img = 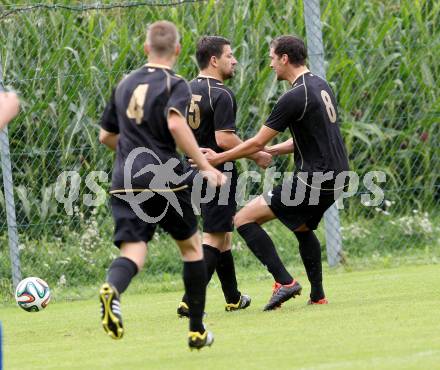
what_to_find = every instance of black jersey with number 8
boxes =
[265,72,349,175]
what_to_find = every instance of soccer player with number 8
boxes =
[200,35,350,310]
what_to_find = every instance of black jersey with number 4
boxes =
[100,63,191,191]
[187,76,237,153]
[265,72,349,176]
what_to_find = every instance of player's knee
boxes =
[134,259,145,271]
[126,254,145,271]
[176,233,204,261]
[120,241,147,271]
[203,232,225,250]
[233,212,248,228]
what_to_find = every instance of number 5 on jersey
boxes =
[188,94,202,129]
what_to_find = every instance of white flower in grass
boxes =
[384,200,392,208]
[58,274,66,287]
[341,223,371,240]
[419,215,433,233]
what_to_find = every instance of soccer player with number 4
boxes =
[200,35,350,310]
[98,21,225,350]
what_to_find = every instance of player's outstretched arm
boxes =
[99,128,119,151]
[214,131,272,169]
[0,92,20,130]
[168,111,226,187]
[264,138,294,156]
[204,125,279,167]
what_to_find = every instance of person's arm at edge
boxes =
[264,138,294,156]
[215,130,272,168]
[207,125,279,167]
[0,92,20,130]
[99,128,119,151]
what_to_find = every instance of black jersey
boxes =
[187,76,237,153]
[265,72,349,176]
[100,63,191,191]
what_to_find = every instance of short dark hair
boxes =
[146,20,179,57]
[196,36,231,70]
[270,36,307,66]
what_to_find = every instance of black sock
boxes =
[106,257,138,294]
[237,223,293,285]
[181,244,219,304]
[183,260,207,333]
[294,231,325,301]
[216,250,241,304]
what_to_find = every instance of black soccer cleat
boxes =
[100,283,124,339]
[225,294,251,312]
[177,301,207,318]
[188,330,214,350]
[177,301,189,318]
[263,280,302,311]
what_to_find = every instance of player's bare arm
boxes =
[203,125,279,167]
[168,111,226,187]
[264,138,294,156]
[99,128,119,151]
[215,130,272,168]
[0,92,20,130]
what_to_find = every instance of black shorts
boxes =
[199,164,238,233]
[110,188,198,247]
[263,176,339,231]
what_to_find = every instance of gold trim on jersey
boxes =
[290,69,310,86]
[207,78,214,111]
[197,74,222,82]
[110,185,188,194]
[168,107,185,119]
[162,68,172,94]
[144,63,172,70]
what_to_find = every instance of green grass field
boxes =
[2,264,440,370]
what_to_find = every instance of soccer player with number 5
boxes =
[200,36,349,310]
[177,36,272,318]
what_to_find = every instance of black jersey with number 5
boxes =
[265,72,349,175]
[100,63,191,191]
[187,76,237,153]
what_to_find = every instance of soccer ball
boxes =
[15,277,51,312]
